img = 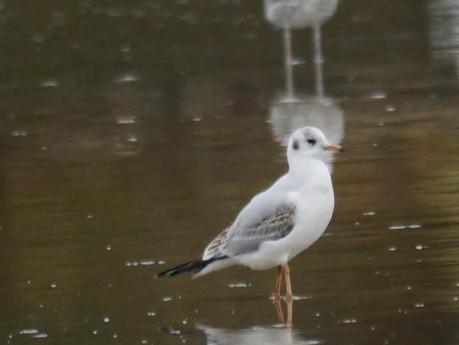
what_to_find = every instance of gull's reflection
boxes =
[198,321,317,345]
[269,97,344,148]
[264,0,339,99]
[428,0,459,78]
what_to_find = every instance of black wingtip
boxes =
[157,259,205,278]
[158,256,229,278]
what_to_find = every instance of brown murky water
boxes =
[1,1,459,344]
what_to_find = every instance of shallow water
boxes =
[1,1,459,344]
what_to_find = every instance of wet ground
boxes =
[1,1,459,344]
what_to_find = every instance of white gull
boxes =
[159,127,342,311]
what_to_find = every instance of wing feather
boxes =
[202,227,230,260]
[202,206,296,260]
[223,206,296,256]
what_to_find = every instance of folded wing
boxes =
[202,206,296,260]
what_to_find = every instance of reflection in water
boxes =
[273,297,293,326]
[428,0,459,78]
[198,322,317,345]
[264,0,339,99]
[268,97,344,149]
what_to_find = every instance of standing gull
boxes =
[159,127,342,310]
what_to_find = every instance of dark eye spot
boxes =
[307,139,316,145]
[292,140,299,150]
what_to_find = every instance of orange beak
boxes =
[324,144,344,153]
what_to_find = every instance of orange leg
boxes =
[282,263,293,301]
[282,263,293,327]
[272,265,283,301]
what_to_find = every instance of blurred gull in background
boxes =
[264,0,339,99]
[428,0,459,80]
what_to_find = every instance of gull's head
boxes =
[287,127,343,166]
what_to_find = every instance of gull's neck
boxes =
[287,156,330,182]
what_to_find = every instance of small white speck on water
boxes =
[389,224,422,230]
[354,222,360,226]
[39,304,44,309]
[315,312,321,317]
[147,311,156,317]
[141,339,148,344]
[114,72,139,83]
[370,91,386,99]
[106,245,112,251]
[87,214,93,219]
[18,329,39,335]
[120,44,131,52]
[388,246,397,252]
[228,282,251,288]
[162,296,172,302]
[50,283,57,289]
[182,319,188,325]
[103,317,110,323]
[33,333,48,338]
[126,135,138,143]
[406,285,413,290]
[371,325,376,331]
[377,122,385,127]
[414,302,425,309]
[455,282,459,288]
[194,309,199,314]
[117,115,136,125]
[41,79,59,88]
[140,260,155,266]
[93,329,99,335]
[454,297,458,301]
[125,260,146,267]
[415,244,425,251]
[305,340,321,345]
[385,105,396,112]
[363,210,376,216]
[11,129,28,137]
[113,333,118,339]
[292,295,312,301]
[342,318,358,324]
[157,260,166,265]
[27,280,32,285]
[168,328,181,335]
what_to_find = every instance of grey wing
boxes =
[202,227,231,260]
[222,206,296,256]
